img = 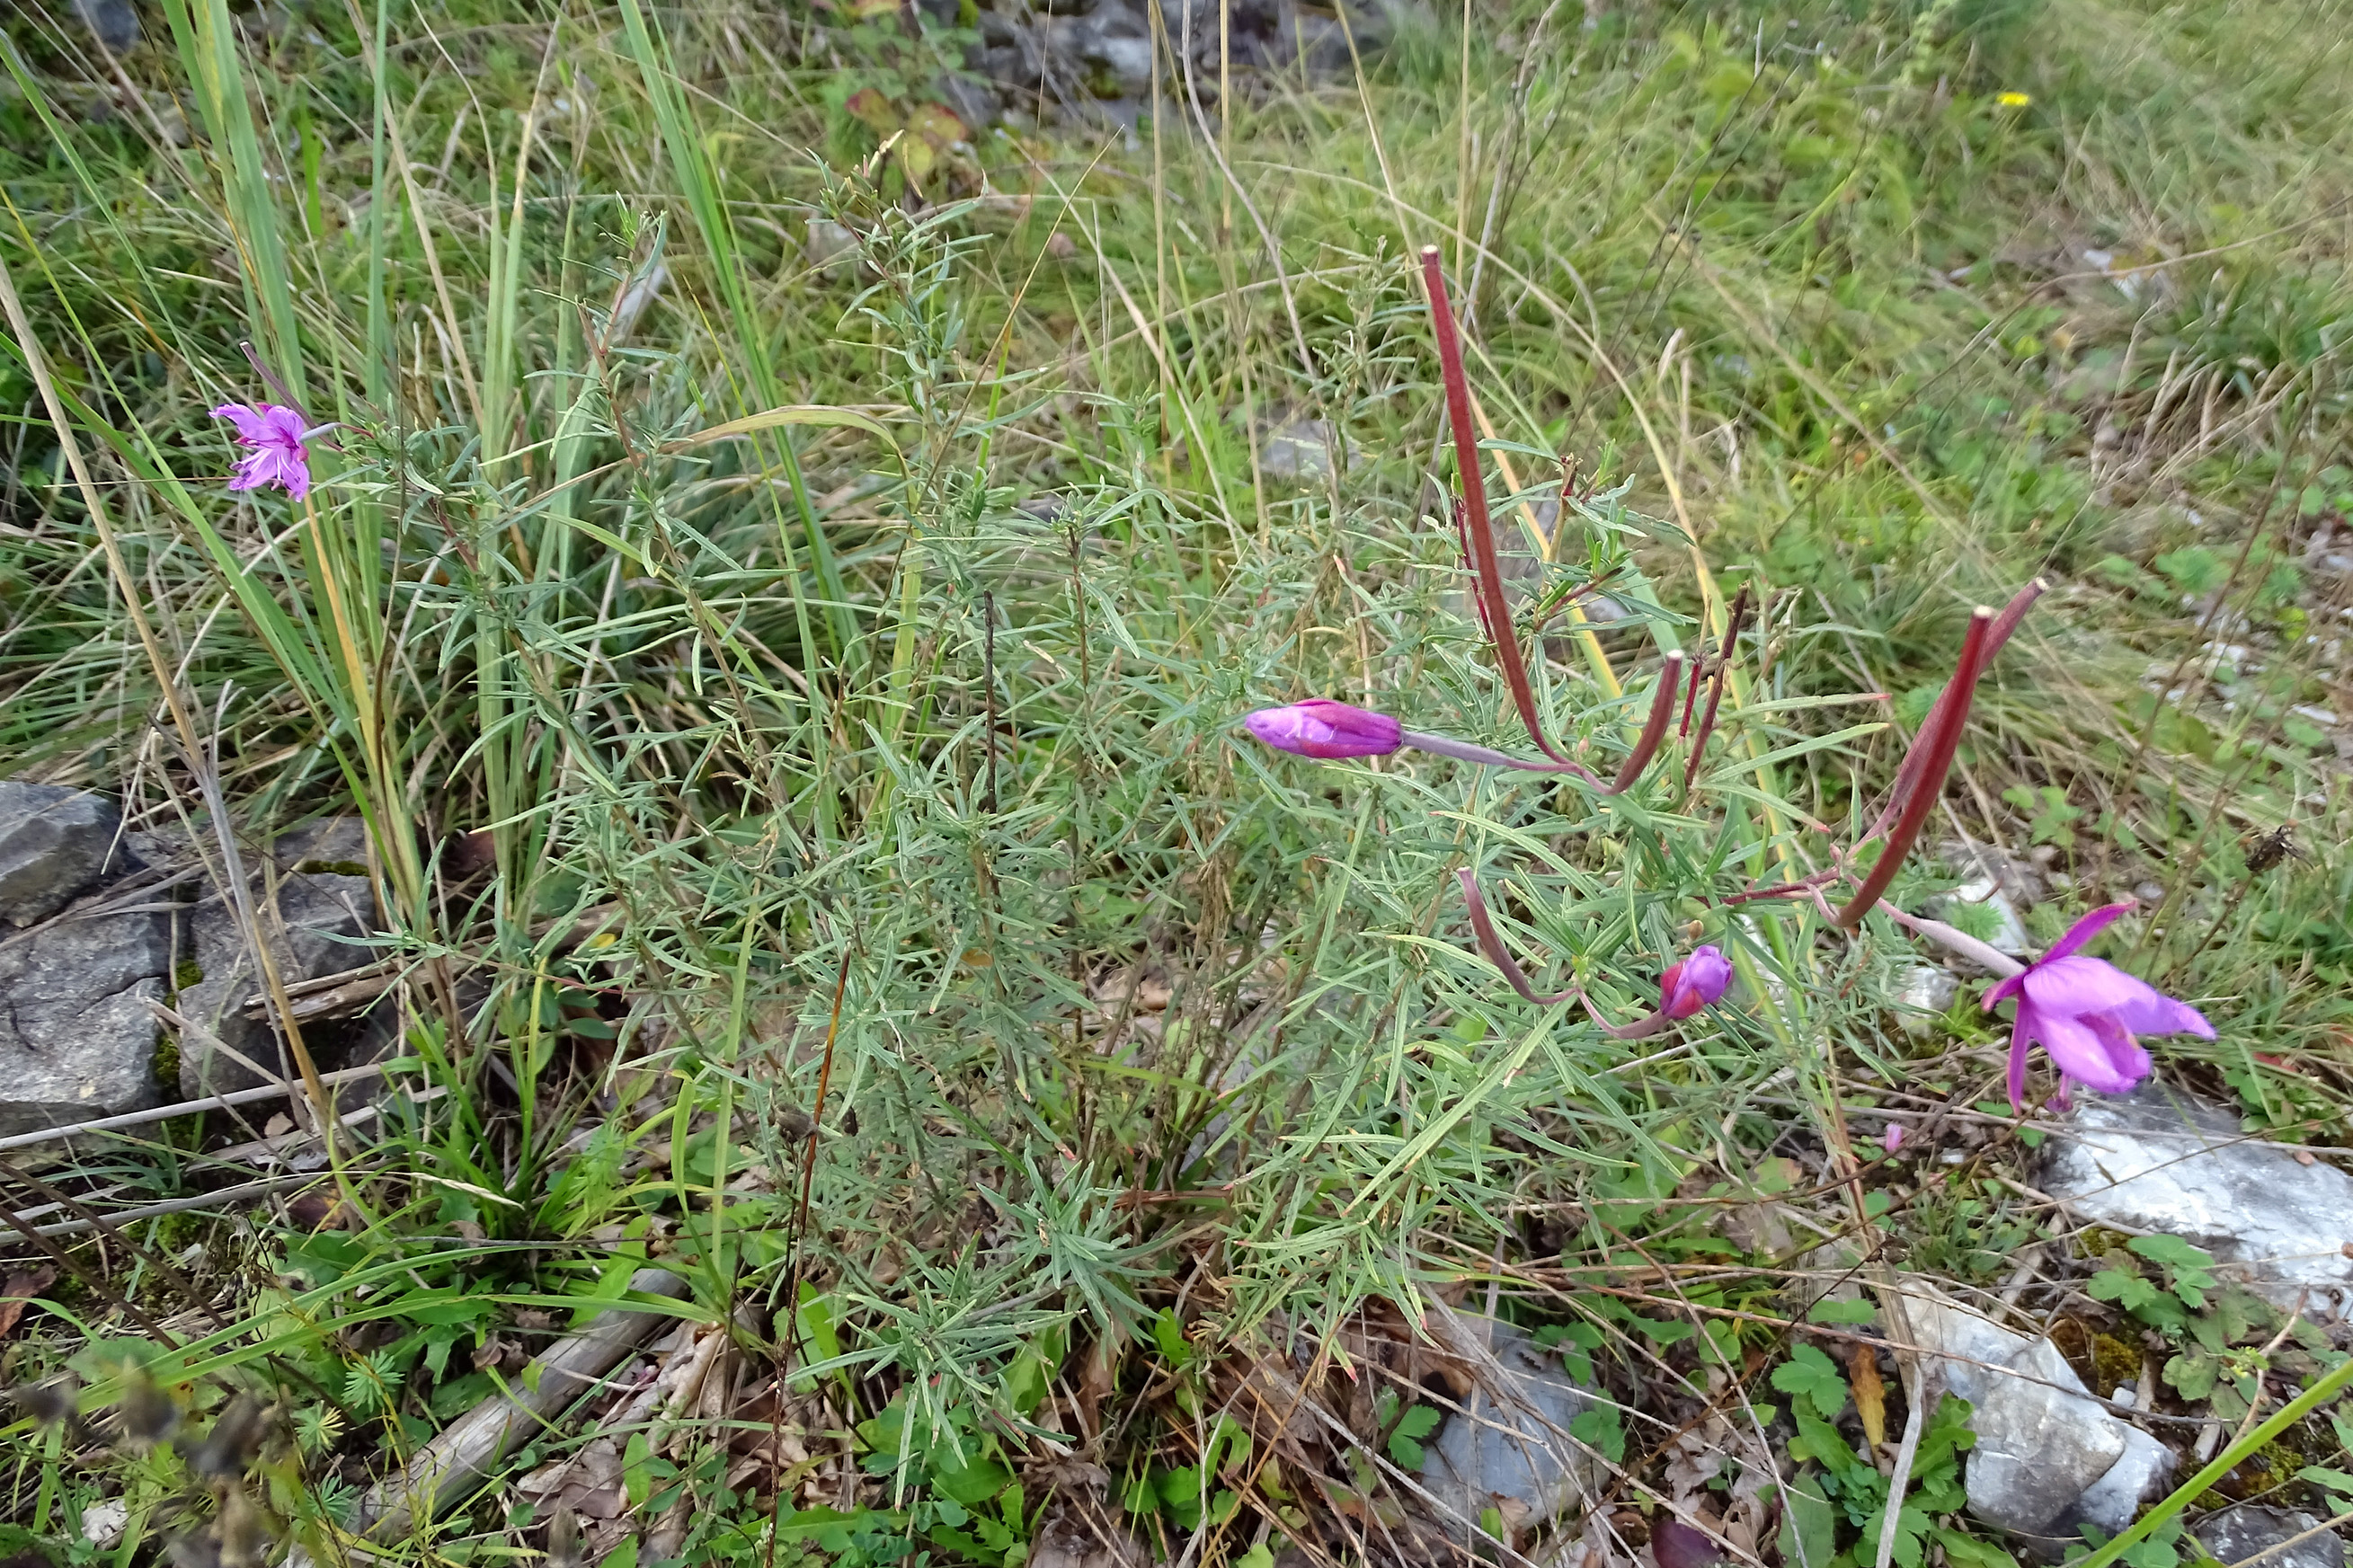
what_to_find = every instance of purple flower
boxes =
[1659,945,1731,1019]
[1243,699,1402,759]
[212,402,314,499]
[1881,1123,1905,1154]
[1985,901,2213,1111]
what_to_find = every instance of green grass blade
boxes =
[611,0,851,656]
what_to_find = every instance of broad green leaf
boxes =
[1569,1404,1627,1465]
[1772,1345,1851,1420]
[1809,1299,1878,1325]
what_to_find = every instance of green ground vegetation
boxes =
[1,0,2350,1564]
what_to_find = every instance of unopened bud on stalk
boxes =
[1457,870,1737,1032]
[1244,660,1686,795]
[1833,606,1994,928]
[1243,700,1401,759]
[1659,947,1733,1019]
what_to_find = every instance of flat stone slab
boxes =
[2195,1505,2344,1568]
[2042,1084,2353,1312]
[0,782,121,927]
[1419,1316,1602,1530]
[177,868,375,1100]
[0,910,169,1134]
[1896,1280,2170,1540]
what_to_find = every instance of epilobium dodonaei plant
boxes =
[1239,245,2190,1103]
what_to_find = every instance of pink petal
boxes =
[2020,958,2212,1040]
[2084,1013,2153,1088]
[226,449,274,491]
[257,404,306,448]
[1660,945,1732,1017]
[2030,1008,2143,1094]
[2041,900,2136,965]
[1243,701,1398,759]
[1244,708,1316,754]
[2006,1004,2032,1111]
[212,403,271,442]
[1984,971,2027,1012]
[227,445,310,499]
[2021,955,2168,1019]
[2107,989,2214,1041]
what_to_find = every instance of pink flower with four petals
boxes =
[211,402,314,499]
[1985,900,2213,1110]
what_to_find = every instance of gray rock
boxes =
[1942,842,2047,909]
[0,910,170,1134]
[1960,1341,2126,1534]
[1258,420,1340,483]
[1046,0,1153,95]
[270,816,370,873]
[935,71,1002,131]
[607,263,669,347]
[803,220,861,279]
[1090,32,1154,93]
[1284,12,1360,73]
[1163,0,1401,72]
[2194,1505,2343,1568]
[1896,1282,2166,1538]
[1419,1315,1602,1528]
[1439,497,1559,629]
[0,782,121,927]
[978,0,1425,109]
[176,870,375,1100]
[2072,1428,2174,1535]
[73,0,139,51]
[2041,1084,2353,1312]
[80,1497,130,1548]
[1892,964,1958,1032]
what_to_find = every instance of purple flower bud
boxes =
[1658,944,1732,1019]
[1243,699,1403,760]
[1882,1123,1905,1153]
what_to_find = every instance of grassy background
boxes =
[1,0,2350,1562]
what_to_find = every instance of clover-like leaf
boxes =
[1771,1345,1851,1420]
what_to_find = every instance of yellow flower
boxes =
[1997,91,2032,107]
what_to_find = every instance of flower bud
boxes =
[1658,945,1732,1019]
[1243,700,1403,760]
